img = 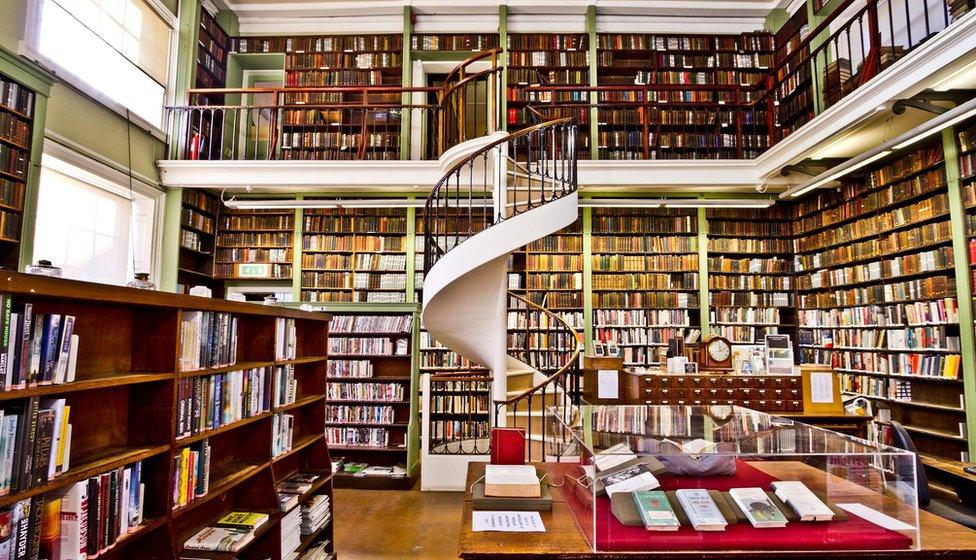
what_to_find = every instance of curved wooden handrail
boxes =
[443,48,503,87]
[492,291,583,407]
[440,66,504,102]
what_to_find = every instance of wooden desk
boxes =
[458,462,976,559]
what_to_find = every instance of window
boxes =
[29,0,174,127]
[33,154,158,286]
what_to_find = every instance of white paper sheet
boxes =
[837,503,914,531]
[472,511,546,532]
[810,370,835,404]
[597,369,619,399]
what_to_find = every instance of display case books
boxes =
[675,489,728,531]
[632,490,680,531]
[484,464,541,498]
[770,481,834,521]
[728,487,788,528]
[598,464,660,497]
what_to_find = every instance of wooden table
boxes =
[458,462,976,559]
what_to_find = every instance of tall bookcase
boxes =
[773,8,812,137]
[215,209,295,281]
[326,311,416,489]
[301,207,408,303]
[591,208,699,367]
[0,74,34,270]
[196,10,230,91]
[177,190,222,296]
[793,141,967,461]
[707,207,796,346]
[0,272,334,559]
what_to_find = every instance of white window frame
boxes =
[21,0,180,137]
[37,138,166,284]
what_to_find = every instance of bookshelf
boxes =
[215,209,295,281]
[0,272,334,559]
[196,10,230,91]
[411,34,499,52]
[792,141,967,461]
[591,208,699,367]
[0,74,34,269]
[326,311,416,489]
[707,206,796,347]
[178,189,221,296]
[773,8,813,137]
[302,207,408,303]
[426,376,491,454]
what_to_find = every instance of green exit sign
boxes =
[237,263,272,278]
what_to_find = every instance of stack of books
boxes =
[301,495,332,535]
[281,505,302,559]
[474,464,554,511]
[183,511,270,553]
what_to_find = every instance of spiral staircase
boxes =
[420,92,584,488]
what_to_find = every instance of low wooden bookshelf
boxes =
[0,272,334,559]
[178,189,222,296]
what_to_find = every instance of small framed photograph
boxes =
[684,362,699,374]
[606,341,619,357]
[593,341,605,356]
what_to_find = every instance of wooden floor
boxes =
[334,487,464,559]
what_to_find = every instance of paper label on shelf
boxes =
[472,511,546,532]
[837,503,914,531]
[810,370,835,404]
[597,369,619,399]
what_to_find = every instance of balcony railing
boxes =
[163,0,973,162]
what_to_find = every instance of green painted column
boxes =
[292,197,304,302]
[18,94,47,271]
[499,5,509,132]
[400,6,413,160]
[587,5,599,161]
[406,204,417,303]
[698,207,710,337]
[159,188,184,292]
[943,128,976,460]
[582,206,593,352]
[174,0,202,105]
[407,302,423,476]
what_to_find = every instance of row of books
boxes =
[709,275,791,291]
[326,382,404,401]
[526,235,582,252]
[633,70,764,86]
[797,275,955,309]
[596,33,773,52]
[507,34,587,51]
[507,69,587,86]
[800,325,960,351]
[220,214,294,231]
[0,179,24,211]
[235,35,403,54]
[302,253,404,271]
[1,303,78,390]
[216,248,291,264]
[525,292,582,309]
[328,337,408,356]
[329,314,412,333]
[327,359,372,378]
[593,292,699,309]
[0,78,34,117]
[506,310,585,330]
[172,439,210,509]
[299,290,406,303]
[592,273,697,290]
[215,263,292,279]
[282,132,399,150]
[419,349,482,370]
[594,327,686,346]
[181,207,213,234]
[524,254,582,270]
[180,230,203,252]
[710,307,780,324]
[710,291,793,308]
[708,256,792,274]
[810,349,961,379]
[178,311,238,372]
[411,34,498,51]
[286,53,401,69]
[793,221,952,272]
[430,394,489,414]
[176,366,291,439]
[303,235,405,252]
[0,397,71,495]
[593,309,690,327]
[796,246,954,291]
[598,51,773,70]
[708,237,792,254]
[0,210,21,241]
[867,143,943,189]
[591,236,697,254]
[285,70,387,87]
[217,232,292,247]
[429,420,489,443]
[0,145,27,179]
[325,427,389,447]
[0,112,30,147]
[509,51,589,67]
[798,299,959,328]
[304,214,406,233]
[272,412,295,458]
[592,254,698,272]
[300,271,405,289]
[326,404,394,424]
[525,273,582,290]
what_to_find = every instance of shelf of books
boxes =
[591,208,699,368]
[215,209,295,282]
[411,33,499,52]
[506,33,591,157]
[178,189,222,296]
[196,9,230,91]
[302,207,408,303]
[792,141,968,461]
[327,312,416,489]
[235,34,404,161]
[0,271,334,559]
[707,206,796,348]
[773,8,813,138]
[426,375,492,455]
[0,74,34,269]
[595,33,774,160]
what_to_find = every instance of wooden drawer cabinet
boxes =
[629,372,805,414]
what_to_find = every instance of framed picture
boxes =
[606,341,619,357]
[684,362,699,374]
[593,341,605,356]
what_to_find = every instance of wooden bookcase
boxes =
[326,311,416,489]
[411,33,499,52]
[215,209,295,281]
[426,376,491,454]
[591,208,700,367]
[792,141,966,461]
[0,74,35,270]
[177,189,222,296]
[196,10,230,91]
[773,8,813,137]
[301,207,408,304]
[0,272,333,559]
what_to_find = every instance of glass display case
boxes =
[544,405,919,553]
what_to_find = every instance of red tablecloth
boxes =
[550,460,914,552]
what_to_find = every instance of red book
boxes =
[490,427,525,465]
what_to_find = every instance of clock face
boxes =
[707,339,731,362]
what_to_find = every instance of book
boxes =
[728,487,788,528]
[675,488,727,531]
[39,496,60,560]
[483,464,540,498]
[598,463,660,497]
[472,482,553,511]
[770,481,834,521]
[216,511,270,531]
[183,526,255,552]
[632,490,680,531]
[58,481,87,560]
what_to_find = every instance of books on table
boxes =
[484,464,540,498]
[632,490,680,531]
[771,481,834,521]
[598,463,659,497]
[183,526,255,552]
[728,487,788,528]
[675,489,727,531]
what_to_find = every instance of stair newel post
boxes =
[494,144,507,223]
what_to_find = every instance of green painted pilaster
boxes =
[18,94,47,271]
[499,5,509,132]
[582,207,594,352]
[407,306,422,476]
[943,128,976,460]
[292,198,304,302]
[159,188,184,292]
[698,207,710,337]
[765,8,790,33]
[400,6,413,160]
[174,0,203,105]
[406,204,417,302]
[587,5,599,161]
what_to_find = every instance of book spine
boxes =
[55,316,74,384]
[26,496,42,560]
[85,478,97,558]
[0,295,10,391]
[17,305,31,388]
[17,398,38,493]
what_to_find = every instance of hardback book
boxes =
[598,463,660,497]
[12,498,30,560]
[729,487,789,528]
[483,464,540,498]
[472,482,553,511]
[27,494,44,560]
[489,428,525,465]
[216,511,270,531]
[770,481,834,521]
[30,408,55,487]
[593,442,638,472]
[632,490,680,531]
[39,496,61,560]
[183,526,255,552]
[58,481,88,560]
[675,489,727,531]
